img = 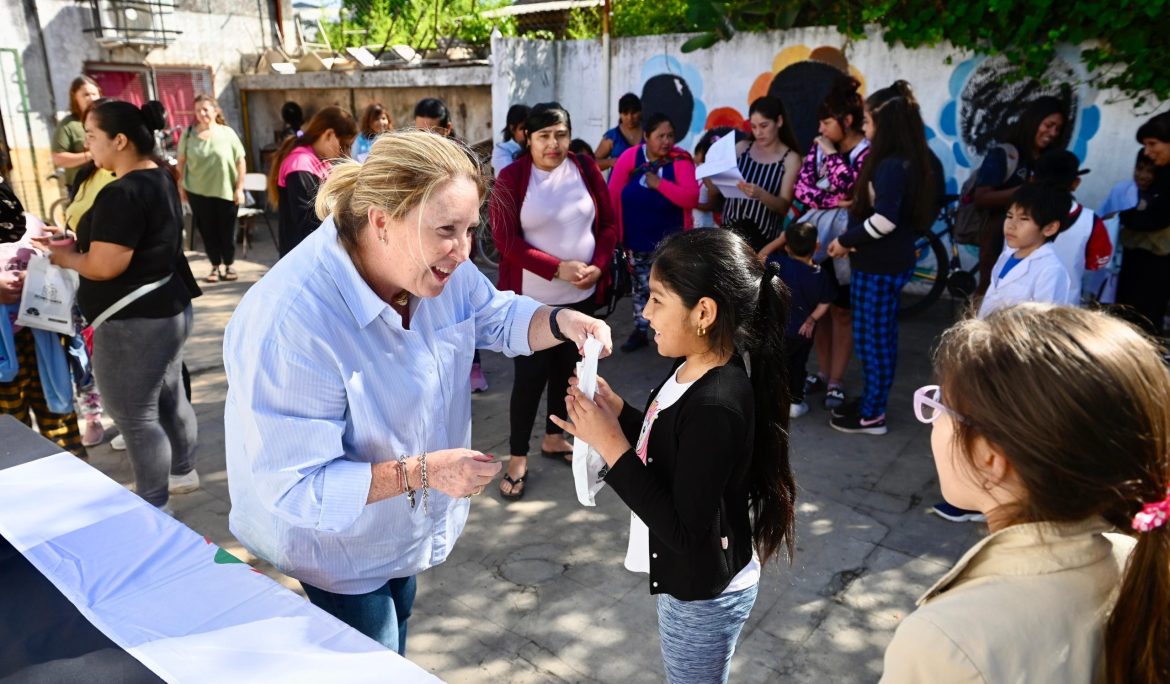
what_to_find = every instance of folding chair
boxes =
[237,173,276,258]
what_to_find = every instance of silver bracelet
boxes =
[419,451,430,515]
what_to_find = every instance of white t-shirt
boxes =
[519,159,597,305]
[625,363,760,594]
[693,183,716,228]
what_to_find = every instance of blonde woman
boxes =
[177,94,247,282]
[224,130,613,654]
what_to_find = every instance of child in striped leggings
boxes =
[827,80,940,435]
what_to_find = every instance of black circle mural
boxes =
[959,56,1078,157]
[641,74,694,139]
[769,61,851,153]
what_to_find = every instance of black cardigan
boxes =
[604,358,756,601]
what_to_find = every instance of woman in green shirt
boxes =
[177,94,247,282]
[51,76,102,190]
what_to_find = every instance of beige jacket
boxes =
[880,518,1135,683]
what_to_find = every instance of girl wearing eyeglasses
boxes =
[885,303,1169,683]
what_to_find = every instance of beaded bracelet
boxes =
[397,455,416,510]
[419,451,430,515]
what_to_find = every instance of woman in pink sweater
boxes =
[608,113,700,352]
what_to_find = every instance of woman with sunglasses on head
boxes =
[887,303,1168,684]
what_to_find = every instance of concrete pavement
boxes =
[83,228,985,683]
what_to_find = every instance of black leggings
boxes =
[508,298,594,456]
[188,192,237,268]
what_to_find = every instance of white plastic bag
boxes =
[16,252,77,335]
[572,336,609,506]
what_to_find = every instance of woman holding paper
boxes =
[717,96,802,252]
[223,130,612,654]
[491,103,618,500]
[553,229,795,684]
[40,99,202,511]
[608,113,699,353]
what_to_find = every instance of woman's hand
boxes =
[0,271,24,305]
[827,238,851,259]
[550,386,631,466]
[815,136,837,155]
[645,171,662,190]
[425,449,502,498]
[555,308,613,358]
[798,317,817,338]
[29,236,78,269]
[569,372,624,416]
[235,188,247,206]
[556,259,589,282]
[736,181,769,201]
[571,265,602,290]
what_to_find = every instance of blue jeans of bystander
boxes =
[302,575,417,656]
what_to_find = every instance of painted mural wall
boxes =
[492,27,1161,210]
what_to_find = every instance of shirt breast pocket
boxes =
[431,316,476,397]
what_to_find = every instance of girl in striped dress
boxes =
[718,96,802,251]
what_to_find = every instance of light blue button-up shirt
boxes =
[224,217,541,594]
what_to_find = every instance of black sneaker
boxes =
[803,374,827,396]
[830,398,861,419]
[823,386,846,410]
[830,412,887,435]
[621,329,649,352]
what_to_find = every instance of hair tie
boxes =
[1132,488,1170,533]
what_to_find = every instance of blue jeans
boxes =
[302,575,417,655]
[656,584,758,683]
[630,250,654,333]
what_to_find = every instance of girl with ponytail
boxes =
[554,228,796,683]
[266,105,357,257]
[882,304,1169,683]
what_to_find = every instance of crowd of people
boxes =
[0,68,1168,684]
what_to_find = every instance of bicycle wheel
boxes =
[474,232,499,268]
[49,198,69,229]
[899,230,949,318]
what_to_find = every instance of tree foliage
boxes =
[324,0,516,52]
[680,0,1170,104]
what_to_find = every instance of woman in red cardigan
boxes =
[490,102,618,500]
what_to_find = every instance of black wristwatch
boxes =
[549,306,570,343]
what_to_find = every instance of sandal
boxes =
[223,267,239,281]
[541,449,573,465]
[499,470,528,500]
[205,268,220,283]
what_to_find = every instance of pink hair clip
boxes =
[1131,488,1170,533]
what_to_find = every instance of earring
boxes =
[697,326,706,337]
[379,231,387,245]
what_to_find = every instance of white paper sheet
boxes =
[572,336,608,506]
[695,133,748,199]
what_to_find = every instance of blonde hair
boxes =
[314,129,488,254]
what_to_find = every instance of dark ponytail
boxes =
[88,99,167,157]
[652,230,796,565]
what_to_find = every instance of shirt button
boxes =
[651,553,658,559]
[647,457,653,463]
[652,581,658,588]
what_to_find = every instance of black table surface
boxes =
[0,415,162,683]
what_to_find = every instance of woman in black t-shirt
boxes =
[41,99,201,512]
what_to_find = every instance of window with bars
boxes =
[84,64,213,153]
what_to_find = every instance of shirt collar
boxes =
[918,517,1116,605]
[316,216,392,329]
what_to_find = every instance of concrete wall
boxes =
[492,27,1169,210]
[0,0,279,216]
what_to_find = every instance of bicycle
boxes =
[46,169,70,228]
[899,195,981,318]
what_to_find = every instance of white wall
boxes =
[493,27,1169,210]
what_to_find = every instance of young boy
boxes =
[977,183,1076,319]
[1099,150,1156,219]
[774,222,836,417]
[1031,149,1113,298]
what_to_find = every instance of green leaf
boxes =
[681,31,723,51]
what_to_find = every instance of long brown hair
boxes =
[68,76,100,121]
[850,80,937,231]
[935,304,1170,684]
[358,102,390,138]
[266,105,357,207]
[193,94,226,126]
